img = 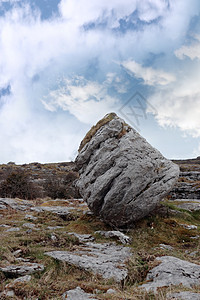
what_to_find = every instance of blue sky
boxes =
[0,0,200,163]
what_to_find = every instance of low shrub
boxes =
[0,170,40,199]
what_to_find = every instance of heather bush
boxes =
[0,170,40,199]
[44,171,80,199]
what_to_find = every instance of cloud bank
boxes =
[0,0,199,163]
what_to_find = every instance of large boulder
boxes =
[75,113,179,227]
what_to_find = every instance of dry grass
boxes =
[0,198,200,299]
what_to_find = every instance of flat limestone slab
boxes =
[0,198,33,211]
[46,242,131,282]
[0,263,44,277]
[141,256,200,292]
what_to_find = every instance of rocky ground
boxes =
[0,159,199,299]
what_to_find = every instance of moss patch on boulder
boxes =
[78,113,117,152]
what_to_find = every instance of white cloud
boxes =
[59,0,169,28]
[42,75,119,125]
[121,60,176,86]
[175,35,200,60]
[0,0,199,163]
[147,67,200,137]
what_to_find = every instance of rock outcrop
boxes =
[76,113,179,227]
[0,263,44,277]
[46,242,131,282]
[141,256,200,292]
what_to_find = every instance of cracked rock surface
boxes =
[46,242,131,282]
[76,113,179,227]
[141,256,200,291]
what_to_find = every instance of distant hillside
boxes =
[173,156,200,165]
[0,157,200,200]
[0,161,80,200]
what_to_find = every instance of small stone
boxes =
[51,234,57,241]
[5,275,31,289]
[189,251,198,257]
[13,249,22,257]
[15,258,30,262]
[22,223,36,229]
[106,289,117,294]
[13,275,31,283]
[159,244,174,251]
[1,290,15,298]
[6,227,20,232]
[68,232,95,243]
[180,224,198,230]
[62,287,97,300]
[47,226,64,230]
[0,224,10,228]
[95,231,130,244]
[190,235,200,239]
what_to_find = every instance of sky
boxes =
[0,0,200,164]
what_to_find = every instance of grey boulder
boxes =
[76,113,179,227]
[141,256,200,291]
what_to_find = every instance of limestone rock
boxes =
[95,230,130,244]
[25,214,38,220]
[0,263,44,277]
[0,204,7,210]
[141,256,200,292]
[46,242,131,282]
[106,288,117,294]
[0,290,15,298]
[0,198,33,211]
[47,226,64,230]
[6,227,20,232]
[76,113,179,227]
[180,224,197,230]
[177,200,200,211]
[22,223,37,229]
[159,244,174,251]
[62,287,97,300]
[68,232,95,243]
[31,206,72,216]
